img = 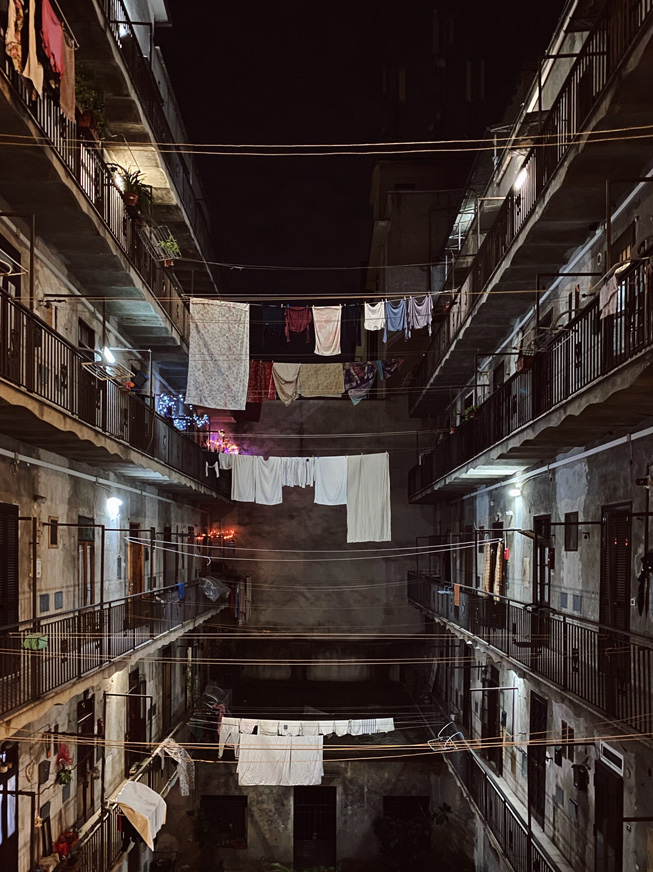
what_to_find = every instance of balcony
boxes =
[411,0,653,416]
[0,288,228,499]
[408,259,653,500]
[0,48,191,381]
[64,0,215,296]
[408,573,653,736]
[0,582,217,719]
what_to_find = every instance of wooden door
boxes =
[76,696,95,825]
[599,504,631,714]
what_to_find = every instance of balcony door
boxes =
[77,517,95,607]
[594,759,623,872]
[480,664,502,776]
[528,692,548,828]
[125,668,147,776]
[76,695,95,825]
[599,504,631,714]
[0,503,19,627]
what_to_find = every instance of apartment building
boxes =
[407,1,653,871]
[0,2,234,871]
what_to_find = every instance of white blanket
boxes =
[346,452,391,542]
[115,781,166,850]
[314,456,348,505]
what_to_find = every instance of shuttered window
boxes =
[600,503,631,632]
[0,503,19,627]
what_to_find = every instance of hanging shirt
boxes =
[407,294,433,337]
[23,0,44,96]
[261,305,285,347]
[383,298,408,343]
[40,0,64,75]
[5,0,25,73]
[285,306,312,342]
[364,302,385,331]
[255,457,283,505]
[272,362,301,405]
[312,305,342,356]
[341,303,362,349]
[599,274,620,319]
[314,456,348,505]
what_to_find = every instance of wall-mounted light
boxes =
[514,167,528,191]
[106,497,122,520]
[509,486,522,497]
[102,346,116,364]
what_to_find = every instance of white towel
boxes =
[318,720,335,735]
[278,721,302,737]
[239,719,258,734]
[364,301,385,331]
[376,718,395,733]
[286,735,324,786]
[361,718,377,734]
[301,721,320,736]
[312,305,342,356]
[232,454,257,502]
[334,720,349,736]
[314,456,348,505]
[258,719,280,736]
[256,456,284,505]
[349,719,363,735]
[346,452,391,542]
[237,734,290,785]
[218,452,236,470]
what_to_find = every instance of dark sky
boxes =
[160,1,568,299]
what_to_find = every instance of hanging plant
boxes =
[56,765,73,785]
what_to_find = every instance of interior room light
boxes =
[509,486,522,497]
[106,497,122,520]
[103,346,116,364]
[514,168,528,191]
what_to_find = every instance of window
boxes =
[48,517,59,549]
[561,721,575,762]
[564,512,578,552]
[200,796,247,848]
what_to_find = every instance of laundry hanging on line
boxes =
[236,734,324,786]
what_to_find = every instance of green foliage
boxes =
[75,64,108,137]
[56,766,73,785]
[157,232,182,260]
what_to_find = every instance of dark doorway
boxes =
[599,504,631,714]
[127,523,145,628]
[161,645,173,735]
[293,787,337,871]
[595,759,624,872]
[528,691,548,827]
[480,664,502,775]
[125,669,147,775]
[77,517,95,607]
[0,503,19,627]
[76,695,95,824]
[0,741,18,870]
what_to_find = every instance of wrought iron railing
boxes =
[0,288,221,492]
[0,52,190,343]
[409,258,653,498]
[408,574,653,736]
[412,0,653,407]
[444,748,556,872]
[0,583,216,718]
[101,0,213,260]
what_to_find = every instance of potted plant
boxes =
[115,167,152,211]
[56,764,73,785]
[463,405,478,422]
[157,232,182,267]
[75,65,108,138]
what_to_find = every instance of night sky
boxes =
[160,1,568,299]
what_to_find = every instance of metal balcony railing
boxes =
[0,582,216,718]
[409,258,653,498]
[0,288,222,493]
[412,0,653,406]
[101,0,213,261]
[408,573,653,736]
[0,53,190,343]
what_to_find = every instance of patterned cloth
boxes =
[247,361,276,402]
[23,0,44,97]
[600,274,620,319]
[343,362,377,405]
[186,299,250,410]
[298,363,345,397]
[5,0,25,73]
[59,30,75,121]
[285,306,312,342]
